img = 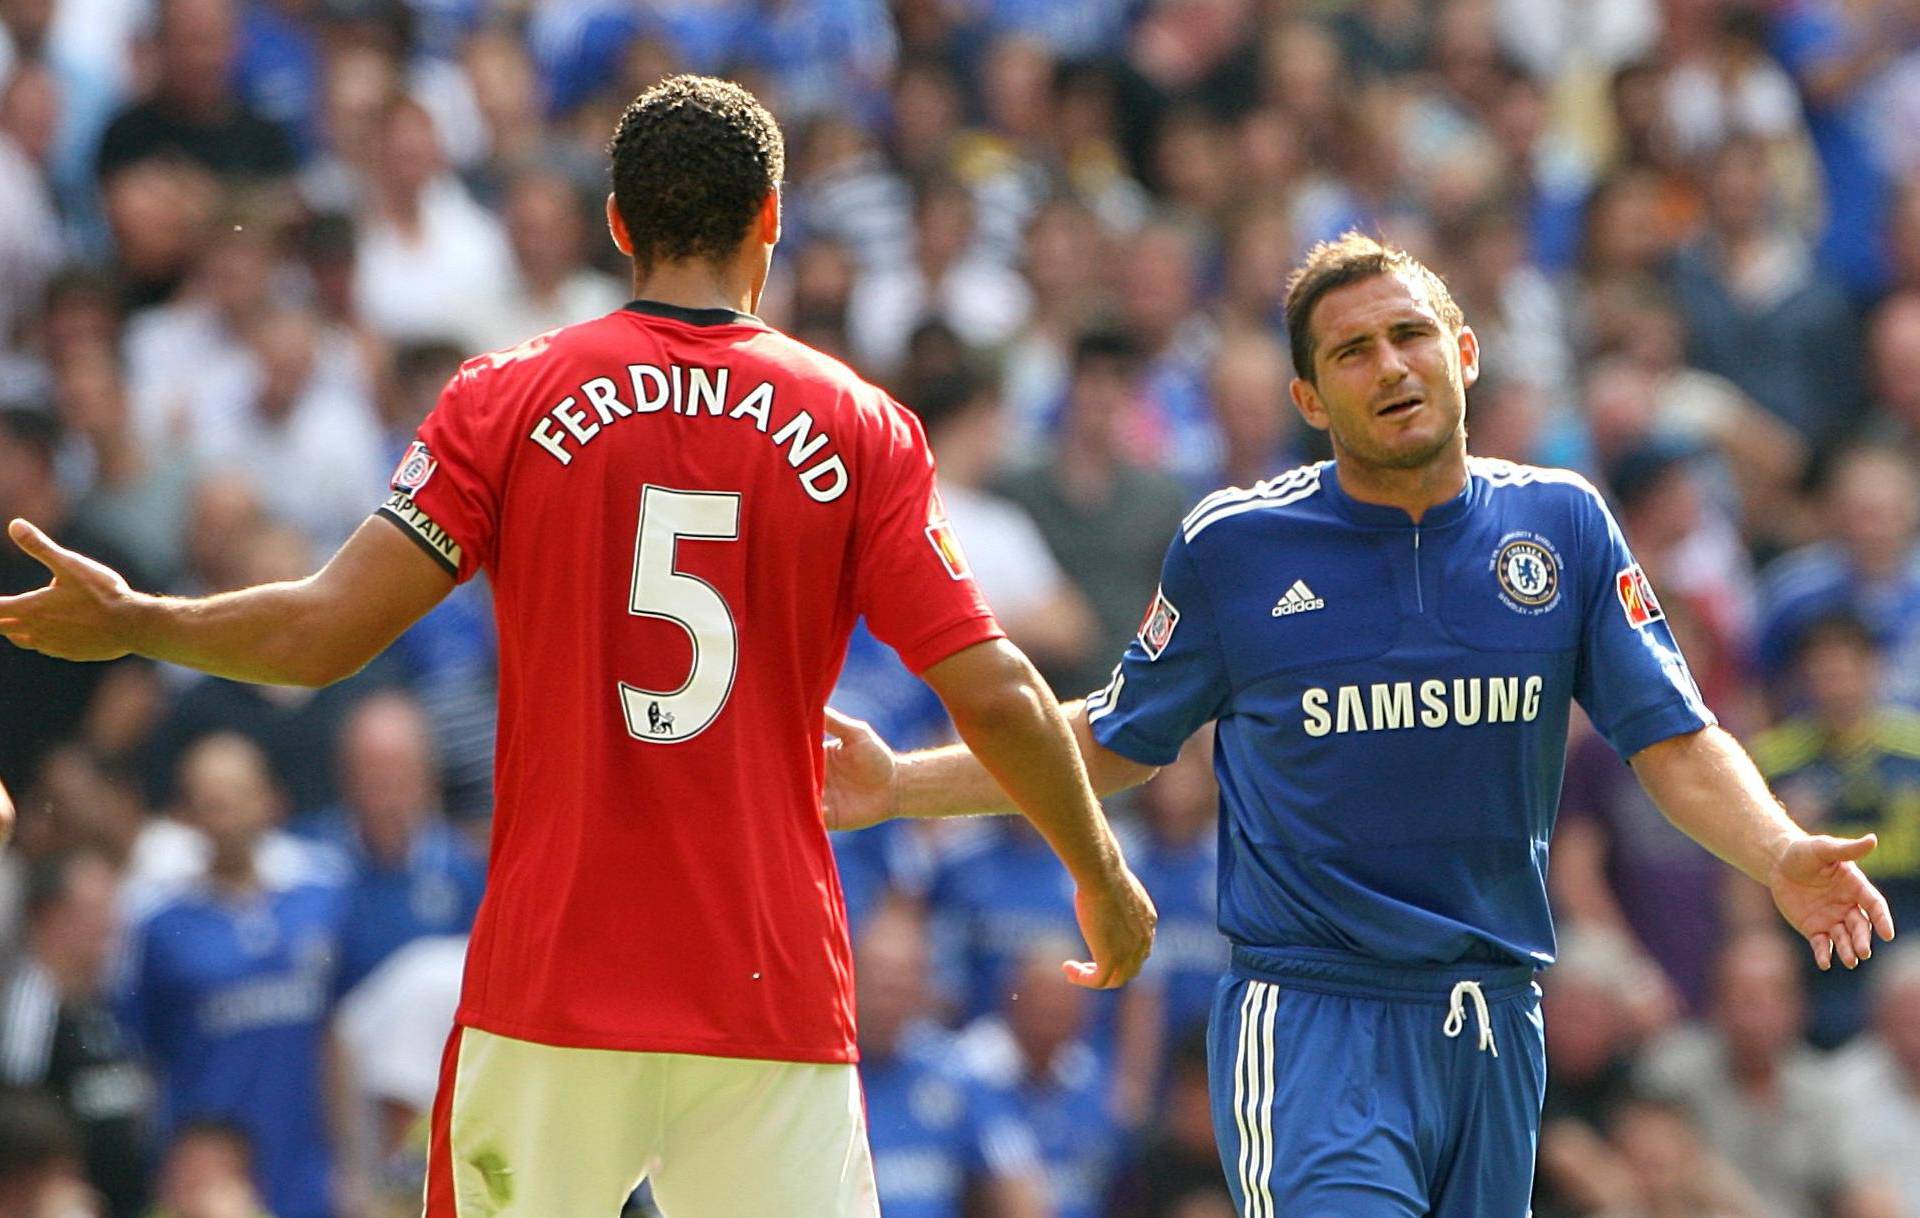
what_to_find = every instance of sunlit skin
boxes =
[1288,269,1479,522]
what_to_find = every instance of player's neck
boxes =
[1331,445,1469,524]
[630,256,760,317]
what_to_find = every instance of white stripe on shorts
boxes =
[1234,981,1279,1218]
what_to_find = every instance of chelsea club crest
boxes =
[1492,534,1561,613]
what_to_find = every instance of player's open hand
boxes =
[0,519,139,662]
[1768,833,1896,970]
[821,708,897,831]
[1064,866,1157,989]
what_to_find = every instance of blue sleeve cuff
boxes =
[1089,713,1184,768]
[1607,700,1717,760]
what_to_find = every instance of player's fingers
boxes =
[1061,959,1106,989]
[1812,933,1833,971]
[821,707,872,743]
[1862,884,1897,942]
[1812,834,1877,866]
[1846,907,1874,962]
[1833,924,1860,969]
[7,518,75,576]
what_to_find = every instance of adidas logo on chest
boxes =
[1271,579,1326,617]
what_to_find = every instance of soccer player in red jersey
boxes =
[0,76,1157,1215]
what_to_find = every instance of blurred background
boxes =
[0,0,1918,1215]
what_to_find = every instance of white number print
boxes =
[619,485,741,743]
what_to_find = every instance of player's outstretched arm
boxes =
[1631,724,1896,970]
[0,516,452,688]
[845,638,1156,987]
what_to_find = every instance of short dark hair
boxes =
[1071,328,1142,375]
[1791,610,1879,664]
[1283,231,1463,386]
[900,368,990,437]
[0,408,61,464]
[608,75,785,274]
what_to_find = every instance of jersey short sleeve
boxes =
[376,365,500,584]
[852,406,1003,673]
[1086,533,1231,767]
[1572,489,1716,757]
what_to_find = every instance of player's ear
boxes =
[757,188,781,246]
[606,194,633,257]
[1289,376,1329,433]
[1457,323,1480,390]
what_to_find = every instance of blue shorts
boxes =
[1207,946,1546,1218]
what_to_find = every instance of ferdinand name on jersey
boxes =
[525,362,849,503]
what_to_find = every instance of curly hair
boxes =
[1282,231,1462,386]
[607,75,785,274]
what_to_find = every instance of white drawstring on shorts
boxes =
[1443,979,1498,1057]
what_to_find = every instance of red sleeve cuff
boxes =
[895,612,1005,675]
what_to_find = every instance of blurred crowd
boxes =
[1,0,1919,1216]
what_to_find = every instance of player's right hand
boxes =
[0,519,139,662]
[821,708,898,831]
[1065,866,1157,989]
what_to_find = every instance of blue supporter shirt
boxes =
[1132,831,1228,1045]
[863,1027,1043,1218]
[291,815,486,995]
[1087,458,1714,968]
[120,872,346,1218]
[959,1026,1119,1218]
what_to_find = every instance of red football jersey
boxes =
[378,300,1003,1063]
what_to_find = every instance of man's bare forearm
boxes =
[897,699,1157,820]
[125,581,358,686]
[1631,725,1804,883]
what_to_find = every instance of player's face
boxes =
[1290,270,1477,473]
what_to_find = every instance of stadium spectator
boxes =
[1103,1027,1232,1218]
[55,344,193,590]
[855,901,1048,1218]
[958,938,1122,1218]
[293,693,483,995]
[910,368,1096,675]
[1554,719,1728,1012]
[1203,328,1308,492]
[998,196,1112,454]
[928,818,1089,1031]
[121,735,343,1218]
[0,1089,97,1218]
[1112,735,1225,1123]
[997,329,1190,701]
[1113,219,1217,480]
[0,850,149,1218]
[0,63,62,349]
[1753,613,1920,1048]
[1756,445,1920,702]
[465,170,625,353]
[1603,1096,1779,1218]
[1863,290,1920,459]
[1669,135,1865,445]
[848,176,1033,378]
[141,525,392,815]
[349,96,511,345]
[94,0,295,186]
[1637,930,1860,1218]
[0,409,144,792]
[148,1122,271,1218]
[1830,944,1920,1216]
[1533,927,1666,1217]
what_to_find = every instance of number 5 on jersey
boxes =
[620,485,741,743]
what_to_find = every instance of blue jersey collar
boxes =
[1321,460,1478,529]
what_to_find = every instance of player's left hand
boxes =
[0,518,139,662]
[821,708,897,831]
[1768,833,1896,970]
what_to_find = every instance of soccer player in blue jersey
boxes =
[824,231,1897,1217]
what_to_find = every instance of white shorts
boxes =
[424,1026,879,1218]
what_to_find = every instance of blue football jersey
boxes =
[1087,458,1713,968]
[120,876,346,1218]
[863,1028,1043,1218]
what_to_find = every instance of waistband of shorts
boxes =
[1229,944,1537,1004]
